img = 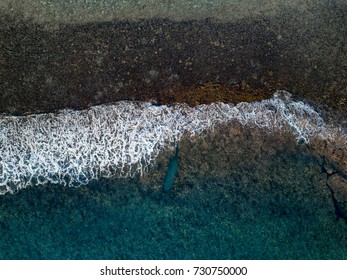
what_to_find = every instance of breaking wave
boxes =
[0,91,344,194]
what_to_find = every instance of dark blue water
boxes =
[0,151,346,260]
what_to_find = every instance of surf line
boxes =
[1,91,345,195]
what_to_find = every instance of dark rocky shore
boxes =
[1,1,346,121]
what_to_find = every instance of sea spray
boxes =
[0,91,345,194]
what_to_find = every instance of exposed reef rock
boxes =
[1,0,346,123]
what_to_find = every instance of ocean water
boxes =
[0,92,346,259]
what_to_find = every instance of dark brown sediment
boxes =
[153,82,272,106]
[0,0,346,121]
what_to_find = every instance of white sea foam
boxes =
[0,91,344,194]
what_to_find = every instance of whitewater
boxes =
[0,91,345,194]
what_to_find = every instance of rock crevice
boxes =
[321,156,347,223]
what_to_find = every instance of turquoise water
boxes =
[1,151,346,259]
